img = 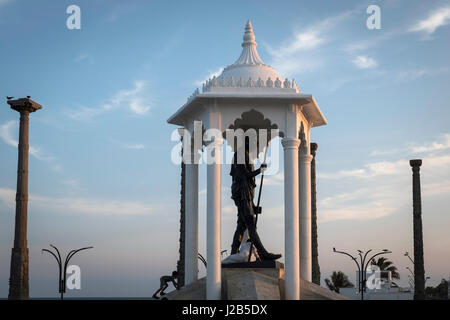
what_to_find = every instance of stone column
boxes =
[177,131,186,287]
[206,139,223,300]
[282,137,301,300]
[185,161,199,285]
[310,142,321,285]
[410,159,425,300]
[299,146,313,282]
[7,98,42,300]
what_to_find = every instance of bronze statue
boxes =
[152,271,179,299]
[229,145,281,261]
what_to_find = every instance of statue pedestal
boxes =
[165,262,350,300]
[222,264,284,300]
[222,261,284,269]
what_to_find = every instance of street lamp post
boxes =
[42,244,93,300]
[408,275,414,290]
[406,266,414,277]
[333,248,391,300]
[404,251,414,265]
[406,262,430,286]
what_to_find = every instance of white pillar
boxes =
[282,138,301,300]
[184,163,198,285]
[299,153,313,282]
[206,139,222,300]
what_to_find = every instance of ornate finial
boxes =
[242,20,257,47]
[233,21,264,65]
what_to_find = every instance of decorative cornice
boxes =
[201,76,300,93]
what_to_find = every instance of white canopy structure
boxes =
[168,21,327,300]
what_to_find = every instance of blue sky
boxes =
[0,0,450,297]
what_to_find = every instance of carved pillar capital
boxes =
[299,154,313,163]
[282,138,300,150]
[410,159,422,172]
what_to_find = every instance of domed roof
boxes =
[218,21,282,84]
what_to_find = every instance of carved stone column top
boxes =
[299,154,313,163]
[7,98,42,113]
[410,159,422,168]
[281,138,300,150]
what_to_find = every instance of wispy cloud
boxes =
[370,133,450,156]
[411,133,450,153]
[318,159,407,180]
[266,9,357,77]
[318,156,450,222]
[344,28,402,54]
[194,66,224,87]
[351,55,377,69]
[395,67,447,82]
[318,134,450,222]
[0,0,13,8]
[267,29,324,58]
[0,187,159,216]
[68,81,151,120]
[110,138,145,150]
[0,120,53,161]
[409,6,450,36]
[125,144,145,150]
[61,179,80,190]
[74,53,94,64]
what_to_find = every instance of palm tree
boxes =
[371,257,400,280]
[325,271,354,293]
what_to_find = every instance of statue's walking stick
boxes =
[248,144,269,262]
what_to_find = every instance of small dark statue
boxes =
[230,145,281,261]
[152,271,179,299]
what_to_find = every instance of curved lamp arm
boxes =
[364,250,392,274]
[42,249,61,268]
[62,246,93,293]
[64,247,94,272]
[333,248,361,271]
[50,244,62,267]
[362,249,372,271]
[42,246,63,293]
[198,253,207,268]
